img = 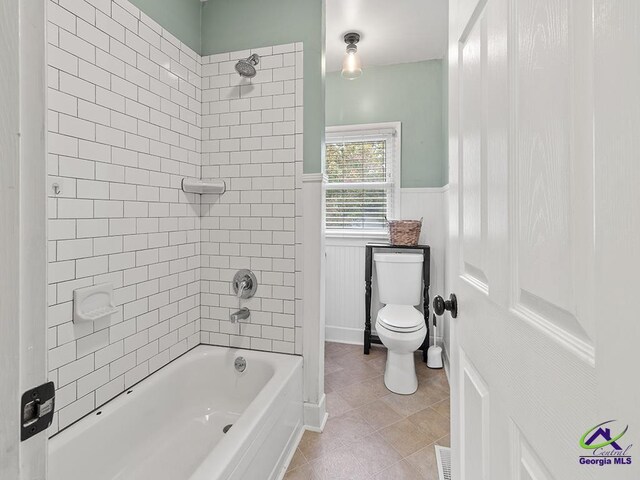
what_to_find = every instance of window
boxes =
[325,123,400,236]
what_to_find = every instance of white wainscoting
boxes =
[325,187,448,349]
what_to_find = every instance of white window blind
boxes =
[325,125,398,235]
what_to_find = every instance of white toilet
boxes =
[374,253,426,395]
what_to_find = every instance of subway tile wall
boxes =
[46,0,202,434]
[199,46,304,355]
[46,0,305,435]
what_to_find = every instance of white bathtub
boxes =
[49,345,303,480]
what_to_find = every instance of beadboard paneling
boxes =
[325,242,369,344]
[325,187,448,347]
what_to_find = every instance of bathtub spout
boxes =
[230,307,250,323]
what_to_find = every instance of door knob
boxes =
[433,294,458,318]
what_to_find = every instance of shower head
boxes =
[235,54,260,78]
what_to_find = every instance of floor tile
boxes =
[309,449,370,480]
[284,463,320,480]
[407,407,450,440]
[405,444,440,480]
[298,430,345,461]
[373,460,423,480]
[335,375,389,407]
[322,409,375,444]
[289,342,451,480]
[353,398,404,430]
[378,418,440,457]
[326,391,353,417]
[324,358,343,375]
[349,432,404,476]
[288,448,308,471]
[380,388,443,417]
[325,368,362,391]
[436,434,450,448]
[339,357,381,379]
[431,397,450,419]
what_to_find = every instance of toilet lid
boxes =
[377,305,424,332]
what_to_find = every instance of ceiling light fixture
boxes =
[341,32,362,80]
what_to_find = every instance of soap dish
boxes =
[73,283,118,323]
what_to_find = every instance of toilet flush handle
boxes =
[433,294,458,319]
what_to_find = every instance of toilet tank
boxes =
[374,253,423,305]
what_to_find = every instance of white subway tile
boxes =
[109,252,135,271]
[77,329,109,357]
[77,366,110,397]
[77,219,109,238]
[58,354,94,387]
[48,0,305,414]
[58,114,96,142]
[77,179,109,199]
[57,238,93,261]
[49,3,77,32]
[95,376,125,406]
[94,200,123,218]
[96,125,125,147]
[76,255,109,278]
[59,0,96,25]
[60,72,96,102]
[49,342,77,370]
[95,341,124,369]
[95,10,124,41]
[109,351,136,379]
[77,18,109,51]
[59,29,96,64]
[57,198,94,219]
[58,393,94,430]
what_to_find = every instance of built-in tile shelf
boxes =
[181,178,226,195]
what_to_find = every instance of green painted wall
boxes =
[200,0,325,174]
[128,0,202,54]
[326,60,445,187]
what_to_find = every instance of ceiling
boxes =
[325,0,448,73]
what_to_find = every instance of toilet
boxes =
[374,253,426,395]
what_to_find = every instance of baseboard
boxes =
[326,326,444,351]
[273,420,305,480]
[303,394,328,432]
[325,325,363,345]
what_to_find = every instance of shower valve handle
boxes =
[433,294,458,318]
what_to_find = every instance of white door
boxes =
[447,0,640,479]
[0,0,48,478]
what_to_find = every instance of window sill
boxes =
[326,230,389,239]
[325,231,389,247]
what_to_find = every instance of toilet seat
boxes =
[377,305,424,333]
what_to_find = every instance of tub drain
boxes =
[223,424,233,434]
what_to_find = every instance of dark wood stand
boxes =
[364,243,431,362]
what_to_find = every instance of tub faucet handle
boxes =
[233,270,258,299]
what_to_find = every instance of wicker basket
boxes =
[388,218,423,246]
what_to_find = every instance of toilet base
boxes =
[384,351,419,394]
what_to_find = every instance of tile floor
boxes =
[284,342,450,479]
